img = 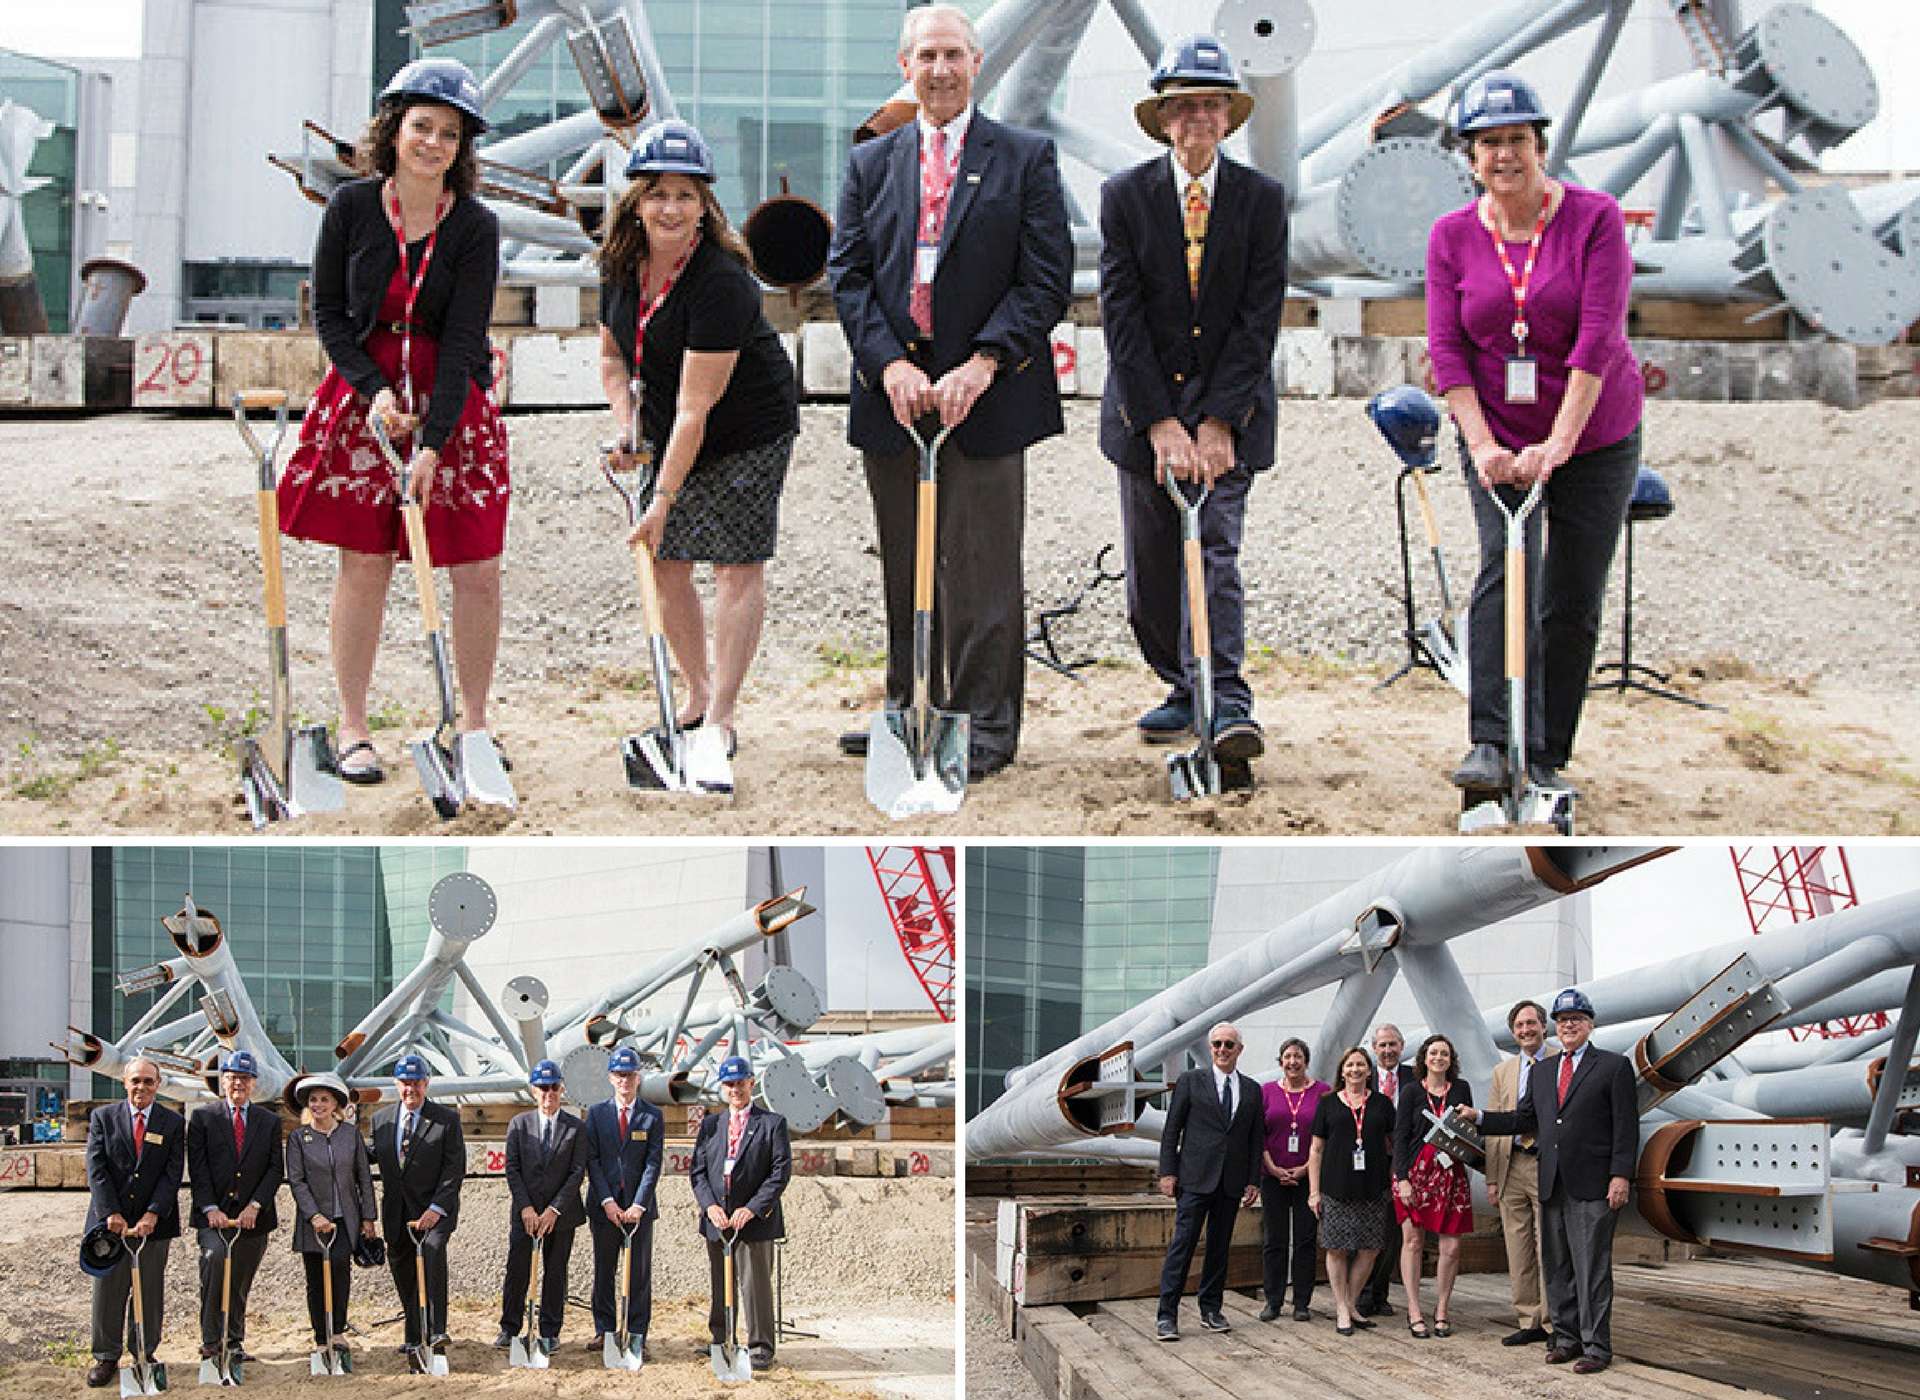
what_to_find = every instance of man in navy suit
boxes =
[1463,988,1639,1375]
[186,1050,281,1368]
[1154,1022,1266,1341]
[584,1046,663,1355]
[1356,1021,1417,1315]
[691,1056,791,1372]
[828,2,1073,781]
[1099,37,1288,784]
[84,1057,186,1388]
[494,1058,586,1351]
[371,1055,466,1355]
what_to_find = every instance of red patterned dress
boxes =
[1394,1087,1475,1234]
[279,261,509,564]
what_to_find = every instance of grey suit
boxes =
[285,1122,375,1347]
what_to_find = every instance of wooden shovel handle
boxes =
[913,480,937,612]
[1184,537,1211,662]
[257,490,287,629]
[402,503,443,636]
[629,540,663,636]
[1505,539,1525,678]
[235,388,288,410]
[1409,470,1444,550]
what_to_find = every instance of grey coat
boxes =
[285,1122,376,1255]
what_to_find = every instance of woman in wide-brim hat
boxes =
[284,1073,376,1360]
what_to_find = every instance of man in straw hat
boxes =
[1098,34,1289,787]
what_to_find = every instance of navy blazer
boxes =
[186,1101,283,1234]
[689,1105,790,1243]
[829,110,1073,459]
[85,1100,187,1240]
[1156,1067,1265,1199]
[583,1098,664,1216]
[1097,154,1288,474]
[505,1108,588,1227]
[371,1099,466,1234]
[1479,1046,1639,1202]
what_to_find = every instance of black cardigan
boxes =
[1392,1078,1473,1178]
[310,177,500,454]
[1311,1088,1395,1201]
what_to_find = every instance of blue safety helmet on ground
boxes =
[1366,385,1444,471]
[392,1053,431,1081]
[1454,69,1551,137]
[1629,464,1674,521]
[380,57,488,132]
[221,1050,259,1078]
[1135,34,1255,144]
[1551,987,1596,1021]
[528,1058,563,1088]
[607,1046,642,1074]
[80,1223,126,1278]
[625,119,716,182]
[715,1055,753,1084]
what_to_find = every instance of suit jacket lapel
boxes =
[1563,1049,1597,1108]
[1149,160,1187,293]
[936,116,992,270]
[890,125,919,261]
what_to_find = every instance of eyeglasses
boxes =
[1209,1039,1238,1049]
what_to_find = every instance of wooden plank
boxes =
[967,1163,1157,1197]
[1014,1197,1265,1255]
[0,336,29,405]
[0,1147,36,1188]
[1077,1304,1241,1400]
[1627,298,1789,343]
[132,331,217,407]
[30,334,132,408]
[1016,1241,1266,1307]
[213,332,329,410]
[1095,1297,1300,1400]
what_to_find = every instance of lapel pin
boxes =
[966,172,981,184]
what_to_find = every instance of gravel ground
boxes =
[963,1302,1042,1400]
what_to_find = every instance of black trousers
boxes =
[588,1211,654,1339]
[1464,428,1640,766]
[1156,1187,1241,1323]
[499,1220,577,1339]
[195,1227,268,1351]
[863,443,1026,765]
[385,1223,451,1346]
[299,1249,352,1346]
[1259,1175,1316,1310]
[1356,1219,1397,1311]
[1117,461,1255,713]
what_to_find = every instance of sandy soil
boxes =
[0,1176,953,1400]
[1,400,1915,836]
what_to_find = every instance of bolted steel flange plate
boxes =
[823,1057,889,1127]
[1761,189,1920,346]
[1753,2,1877,134]
[758,1056,833,1134]
[1212,0,1315,79]
[560,1043,610,1104]
[427,871,497,941]
[752,965,823,1032]
[503,975,548,1020]
[1340,138,1475,283]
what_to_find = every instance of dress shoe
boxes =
[493,1329,514,1349]
[1211,710,1265,763]
[1292,1307,1311,1322]
[968,751,1012,783]
[1257,1302,1282,1322]
[1199,1310,1230,1333]
[1137,697,1193,743]
[838,729,868,758]
[585,1334,604,1352]
[86,1360,116,1388]
[1155,1319,1178,1342]
[1218,756,1255,792]
[1503,1326,1551,1347]
[750,1348,774,1372]
[1572,1357,1609,1374]
[1528,763,1581,798]
[236,1350,257,1364]
[1365,1299,1393,1318]
[1451,742,1505,789]
[1545,1344,1581,1364]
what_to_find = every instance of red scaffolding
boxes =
[866,846,956,1022]
[1730,845,1882,1040]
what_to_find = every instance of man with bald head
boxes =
[1154,1023,1265,1341]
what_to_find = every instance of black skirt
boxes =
[645,431,795,565]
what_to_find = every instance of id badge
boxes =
[915,242,938,284]
[723,1156,737,1178]
[1351,1146,1366,1171]
[1505,355,1539,404]
[1287,1130,1299,1155]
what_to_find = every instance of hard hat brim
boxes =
[1134,85,1255,145]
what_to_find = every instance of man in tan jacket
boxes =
[1485,999,1553,1346]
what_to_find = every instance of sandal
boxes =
[1434,1320,1453,1338]
[1408,1320,1430,1340]
[336,740,385,785]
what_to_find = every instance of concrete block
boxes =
[1331,334,1411,398]
[800,320,851,395]
[1319,296,1365,336]
[1075,324,1108,398]
[506,331,600,407]
[1812,341,1859,409]
[1051,321,1077,396]
[790,1145,834,1176]
[533,283,582,330]
[1277,328,1334,398]
[0,337,28,405]
[835,1144,880,1177]
[133,330,216,408]
[1724,342,1761,401]
[1636,340,1728,402]
[32,334,132,408]
[0,1148,35,1188]
[213,333,328,410]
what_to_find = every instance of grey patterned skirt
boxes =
[1318,1194,1390,1253]
[645,431,795,564]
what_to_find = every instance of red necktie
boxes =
[233,1107,245,1155]
[618,1106,629,1143]
[910,126,954,336]
[1557,1052,1574,1107]
[727,1110,747,1160]
[133,1110,145,1160]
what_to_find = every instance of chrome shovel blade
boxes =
[604,1334,642,1372]
[1166,747,1221,802]
[1417,618,1470,698]
[865,709,968,819]
[238,741,290,830]
[1518,786,1577,835]
[121,1360,164,1397]
[686,724,734,797]
[620,729,700,794]
[408,737,464,819]
[711,1343,752,1384]
[508,1337,538,1370]
[455,730,516,809]
[308,1350,329,1378]
[428,1344,449,1378]
[1458,796,1510,835]
[196,1360,222,1388]
[289,724,345,813]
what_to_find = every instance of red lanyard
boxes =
[633,235,700,370]
[1482,197,1549,355]
[1345,1092,1367,1143]
[1426,1088,1448,1119]
[384,182,452,415]
[1279,1082,1309,1125]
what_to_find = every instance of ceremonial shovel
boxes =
[1161,468,1219,801]
[121,1237,166,1396]
[602,1221,644,1371]
[308,1225,348,1376]
[507,1229,548,1369]
[198,1227,242,1385]
[405,1225,450,1377]
[710,1229,753,1383]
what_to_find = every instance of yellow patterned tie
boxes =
[1184,178,1208,297]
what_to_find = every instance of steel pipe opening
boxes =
[743,194,833,290]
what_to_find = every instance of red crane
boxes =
[866,846,956,1022]
[1730,845,1883,1040]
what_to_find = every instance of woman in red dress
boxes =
[279,57,507,783]
[1392,1033,1475,1339]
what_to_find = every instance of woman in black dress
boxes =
[1308,1045,1396,1336]
[597,119,800,758]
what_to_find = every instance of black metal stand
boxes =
[1025,544,1125,682]
[773,1235,817,1343]
[1377,466,1451,690]
[1589,513,1723,711]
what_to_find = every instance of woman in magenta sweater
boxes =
[1426,71,1643,799]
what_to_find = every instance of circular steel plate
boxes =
[1762,190,1920,346]
[754,966,823,1031]
[1755,3,1877,133]
[758,1056,831,1133]
[1213,0,1315,78]
[503,975,548,1020]
[560,1043,609,1104]
[1341,138,1476,282]
[426,871,497,941]
[823,1058,888,1126]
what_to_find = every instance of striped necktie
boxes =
[1184,178,1208,297]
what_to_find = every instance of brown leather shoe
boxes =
[1572,1357,1610,1374]
[85,1360,116,1387]
[1545,1345,1581,1364]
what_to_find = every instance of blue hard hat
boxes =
[607,1046,642,1074]
[221,1050,259,1078]
[392,1054,431,1081]
[80,1222,126,1278]
[528,1058,563,1088]
[1629,465,1674,520]
[1551,987,1596,1021]
[380,57,488,132]
[715,1056,753,1084]
[1136,35,1253,144]
[1454,70,1551,135]
[625,119,716,182]
[1366,385,1444,471]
